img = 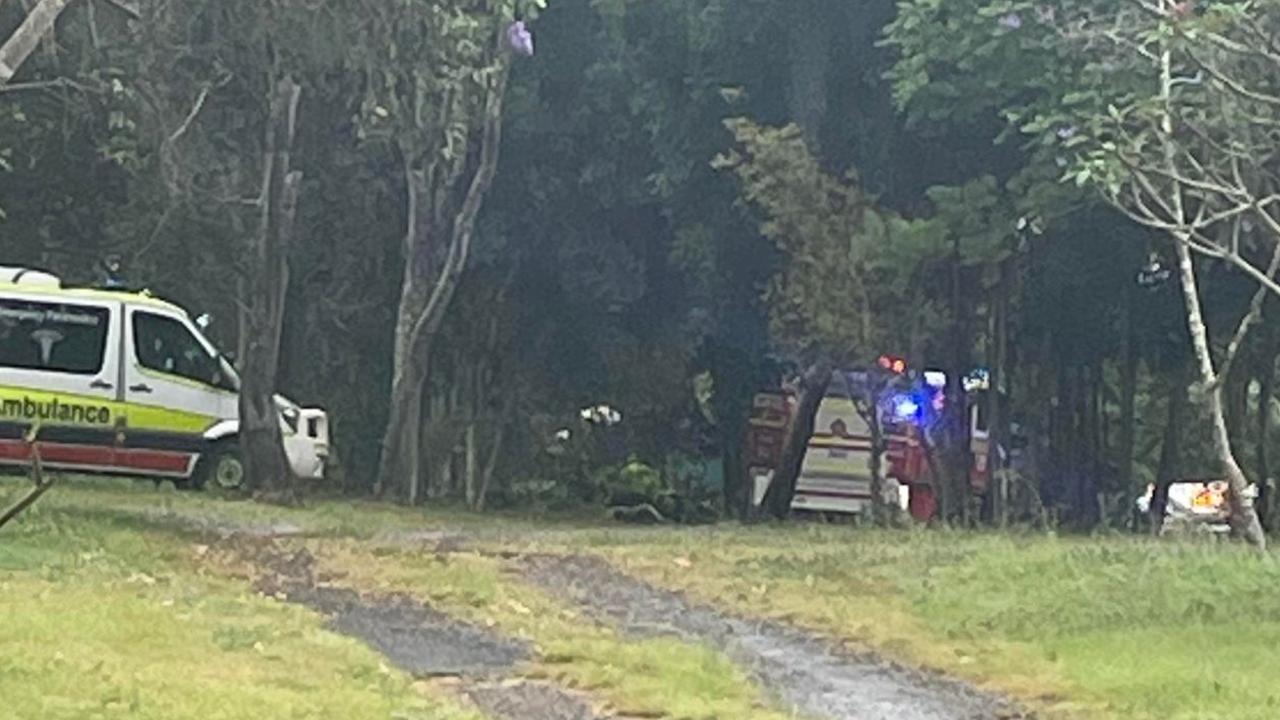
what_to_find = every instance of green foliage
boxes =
[352,0,542,152]
[5,0,1279,520]
[887,0,1280,249]
[715,117,1024,367]
[598,456,666,500]
[715,119,874,362]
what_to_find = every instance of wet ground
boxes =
[188,517,1025,720]
[523,554,1025,720]
[467,681,601,720]
[222,537,608,720]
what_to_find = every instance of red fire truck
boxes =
[746,366,992,522]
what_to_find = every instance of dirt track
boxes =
[523,554,1025,720]
[223,538,606,720]
[192,517,1024,720]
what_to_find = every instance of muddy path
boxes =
[523,554,1027,720]
[132,505,1026,720]
[211,535,606,720]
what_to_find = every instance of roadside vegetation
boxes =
[7,479,1280,720]
[582,528,1280,720]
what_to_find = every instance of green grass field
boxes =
[573,528,1280,720]
[4,476,1280,720]
[0,479,482,720]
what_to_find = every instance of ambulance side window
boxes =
[0,298,109,374]
[132,312,222,388]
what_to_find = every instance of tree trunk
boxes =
[1151,365,1187,532]
[1258,355,1274,530]
[989,268,1009,526]
[762,360,831,519]
[379,366,425,501]
[1173,240,1266,548]
[1226,366,1248,450]
[1089,363,1104,526]
[463,421,477,509]
[988,275,1008,527]
[439,452,454,499]
[787,0,830,150]
[0,0,73,86]
[236,274,250,364]
[919,428,948,523]
[474,420,505,512]
[375,56,512,500]
[947,234,970,524]
[1118,285,1140,527]
[1152,27,1265,548]
[863,388,886,525]
[376,160,432,500]
[240,75,302,502]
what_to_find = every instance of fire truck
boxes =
[747,363,993,522]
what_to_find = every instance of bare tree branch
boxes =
[0,428,55,531]
[0,0,74,87]
[1185,48,1280,108]
[95,0,139,20]
[405,54,512,357]
[1216,239,1280,390]
[167,84,212,145]
[0,76,99,94]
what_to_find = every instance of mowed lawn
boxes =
[4,477,1280,720]
[0,478,480,720]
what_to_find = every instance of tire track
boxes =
[213,536,607,720]
[523,554,1028,720]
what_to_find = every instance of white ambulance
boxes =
[0,266,328,489]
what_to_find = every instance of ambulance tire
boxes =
[194,441,246,492]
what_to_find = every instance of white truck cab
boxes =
[0,266,328,489]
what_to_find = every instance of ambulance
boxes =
[0,265,329,489]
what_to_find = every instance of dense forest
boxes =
[4,0,1280,544]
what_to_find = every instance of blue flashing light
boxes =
[892,394,923,422]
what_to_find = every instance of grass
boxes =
[317,543,792,720]
[553,525,1280,720]
[7,476,1280,719]
[15,475,593,539]
[0,480,482,720]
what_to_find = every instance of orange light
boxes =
[892,359,906,374]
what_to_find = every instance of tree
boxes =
[107,0,349,499]
[0,0,75,87]
[714,119,956,517]
[363,1,539,503]
[1021,0,1274,547]
[238,73,302,501]
[1066,0,1280,547]
[887,0,1274,544]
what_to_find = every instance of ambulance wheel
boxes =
[196,441,246,492]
